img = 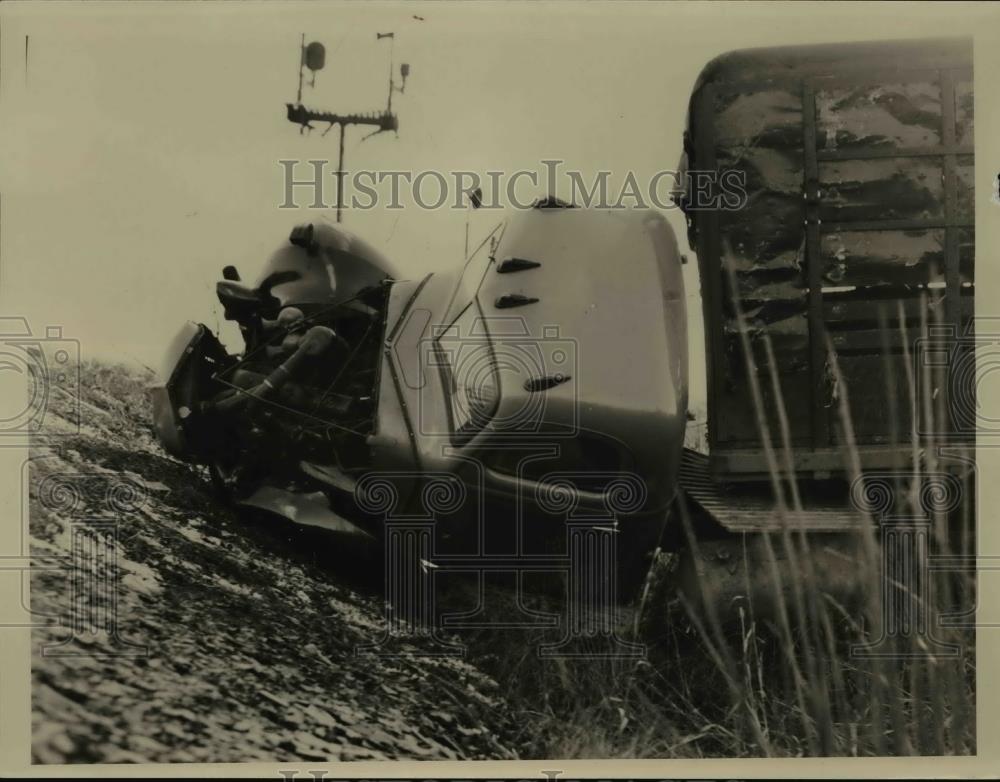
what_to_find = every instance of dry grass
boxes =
[458,282,976,758]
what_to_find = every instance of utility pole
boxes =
[285,33,410,223]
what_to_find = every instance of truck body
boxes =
[151,206,688,597]
[678,38,974,481]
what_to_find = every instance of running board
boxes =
[678,448,863,533]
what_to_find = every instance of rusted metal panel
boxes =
[705,83,808,448]
[713,88,804,149]
[715,369,813,447]
[684,37,974,477]
[957,160,975,219]
[820,229,951,288]
[824,292,942,325]
[818,158,945,223]
[815,81,943,150]
[828,354,913,445]
[955,79,975,146]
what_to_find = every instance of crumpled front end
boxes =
[149,321,234,462]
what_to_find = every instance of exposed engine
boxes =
[151,221,398,501]
[207,283,389,492]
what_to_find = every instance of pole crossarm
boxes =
[285,103,398,132]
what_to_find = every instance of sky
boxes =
[0,0,995,411]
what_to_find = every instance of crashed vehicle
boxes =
[151,203,688,596]
[152,35,975,615]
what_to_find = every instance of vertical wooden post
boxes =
[802,81,830,450]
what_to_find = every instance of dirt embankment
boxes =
[29,363,520,763]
